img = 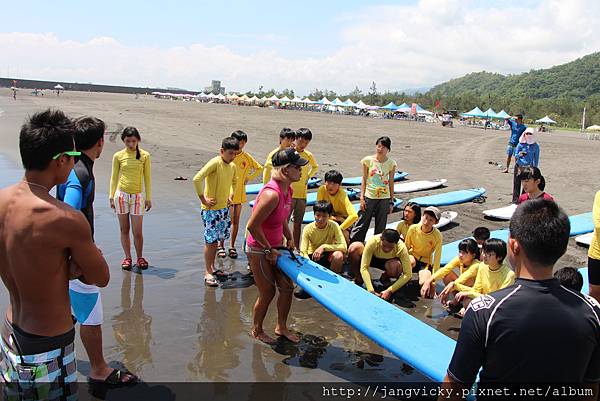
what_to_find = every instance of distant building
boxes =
[204,80,225,95]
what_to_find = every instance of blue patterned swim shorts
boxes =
[201,208,231,244]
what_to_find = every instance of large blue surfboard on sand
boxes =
[302,198,402,224]
[246,177,321,195]
[409,188,486,207]
[249,187,359,207]
[440,212,594,265]
[277,252,455,381]
[341,171,408,186]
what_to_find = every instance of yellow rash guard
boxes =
[360,235,412,293]
[193,156,237,210]
[589,190,600,260]
[316,185,358,231]
[262,147,280,185]
[110,148,152,200]
[290,149,318,199]
[300,220,347,258]
[454,262,481,292]
[432,256,480,282]
[404,223,442,273]
[467,263,515,299]
[232,150,262,204]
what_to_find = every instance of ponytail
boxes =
[121,126,142,159]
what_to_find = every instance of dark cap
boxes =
[272,148,309,167]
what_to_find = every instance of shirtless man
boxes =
[0,109,109,399]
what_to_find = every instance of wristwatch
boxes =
[264,248,272,255]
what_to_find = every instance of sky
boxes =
[1,0,599,95]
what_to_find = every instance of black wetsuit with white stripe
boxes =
[448,277,600,386]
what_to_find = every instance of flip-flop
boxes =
[228,248,238,259]
[137,257,149,270]
[121,258,132,271]
[212,269,230,279]
[217,247,226,258]
[88,368,138,387]
[204,274,219,287]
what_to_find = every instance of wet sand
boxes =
[0,89,596,382]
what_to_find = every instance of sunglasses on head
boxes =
[52,151,81,160]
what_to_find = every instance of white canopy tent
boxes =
[54,84,64,90]
[268,95,280,101]
[280,96,291,103]
[302,97,313,104]
[291,96,303,103]
[344,98,356,107]
[535,115,556,124]
[321,97,331,105]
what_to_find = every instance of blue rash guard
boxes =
[57,153,95,235]
[507,119,527,146]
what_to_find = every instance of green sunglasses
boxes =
[52,151,81,160]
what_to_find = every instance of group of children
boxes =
[191,127,564,316]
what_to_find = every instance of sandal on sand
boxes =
[228,248,238,259]
[217,247,227,258]
[121,258,132,271]
[88,368,138,387]
[204,274,219,287]
[137,257,149,270]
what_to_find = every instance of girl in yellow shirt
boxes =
[109,127,152,270]
[432,238,480,305]
[349,136,397,243]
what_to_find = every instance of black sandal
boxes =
[88,368,138,387]
[228,248,238,259]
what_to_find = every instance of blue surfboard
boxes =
[277,252,455,381]
[246,177,321,195]
[581,267,590,295]
[341,171,408,186]
[440,212,594,265]
[249,187,360,208]
[302,198,402,224]
[409,188,486,206]
[569,212,594,236]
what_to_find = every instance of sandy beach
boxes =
[0,88,597,383]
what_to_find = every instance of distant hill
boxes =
[429,52,600,100]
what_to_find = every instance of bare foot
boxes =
[501,169,509,173]
[274,328,300,343]
[251,329,276,345]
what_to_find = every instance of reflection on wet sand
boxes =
[111,272,153,373]
[187,289,245,381]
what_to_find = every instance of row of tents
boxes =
[462,107,557,124]
[151,91,434,114]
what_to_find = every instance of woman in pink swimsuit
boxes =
[246,148,307,344]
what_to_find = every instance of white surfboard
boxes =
[576,233,593,246]
[365,211,458,241]
[394,179,447,194]
[483,204,518,220]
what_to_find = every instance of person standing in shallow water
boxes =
[109,127,152,270]
[57,116,137,385]
[0,109,109,399]
[246,148,307,344]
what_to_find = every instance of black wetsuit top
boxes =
[448,277,600,385]
[56,153,95,235]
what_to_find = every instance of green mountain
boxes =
[424,52,600,126]
[429,52,600,100]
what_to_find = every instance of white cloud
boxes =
[1,0,599,95]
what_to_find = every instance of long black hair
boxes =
[121,126,141,159]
